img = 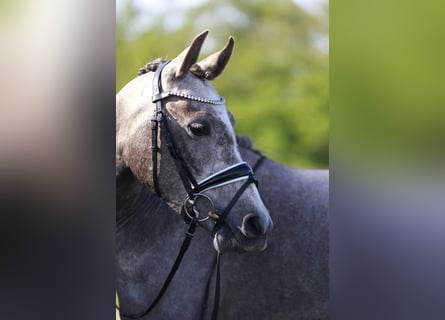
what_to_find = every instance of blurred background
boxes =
[116,0,329,168]
[2,1,444,319]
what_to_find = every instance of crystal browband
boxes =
[154,90,226,105]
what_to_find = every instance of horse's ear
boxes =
[192,36,234,80]
[174,30,209,78]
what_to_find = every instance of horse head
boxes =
[116,30,273,253]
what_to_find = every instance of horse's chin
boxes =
[213,227,268,253]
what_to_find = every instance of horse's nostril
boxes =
[241,214,268,238]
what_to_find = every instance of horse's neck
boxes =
[239,145,329,191]
[116,167,183,245]
[239,144,329,223]
[116,167,159,227]
[220,146,329,320]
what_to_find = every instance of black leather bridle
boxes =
[118,61,259,320]
[151,61,258,234]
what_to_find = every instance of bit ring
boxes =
[183,193,217,222]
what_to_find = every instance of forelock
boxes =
[137,58,167,76]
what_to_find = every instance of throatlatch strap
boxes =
[252,155,266,172]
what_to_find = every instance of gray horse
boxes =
[116,30,273,254]
[117,31,328,319]
[116,136,328,319]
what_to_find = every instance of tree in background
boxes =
[117,0,328,168]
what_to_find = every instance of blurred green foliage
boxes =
[117,0,328,168]
[331,0,445,173]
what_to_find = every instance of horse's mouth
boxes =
[212,226,268,253]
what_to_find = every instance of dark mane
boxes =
[236,135,254,150]
[137,58,167,76]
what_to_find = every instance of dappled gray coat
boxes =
[116,136,328,320]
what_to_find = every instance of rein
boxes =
[118,61,261,320]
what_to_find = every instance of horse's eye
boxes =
[188,122,210,136]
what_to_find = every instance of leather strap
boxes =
[194,162,255,194]
[253,154,265,172]
[211,253,222,320]
[151,61,169,197]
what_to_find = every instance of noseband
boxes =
[151,61,258,234]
